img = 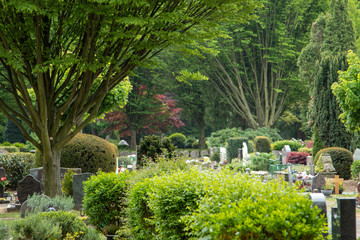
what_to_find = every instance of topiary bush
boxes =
[1,142,12,146]
[272,140,302,151]
[137,135,175,167]
[351,160,360,179]
[0,153,35,189]
[83,172,130,234]
[286,152,309,165]
[248,153,275,171]
[168,133,186,149]
[314,147,353,180]
[0,146,20,152]
[226,137,248,162]
[61,133,117,173]
[254,136,271,153]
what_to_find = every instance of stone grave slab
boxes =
[73,173,94,210]
[354,148,360,161]
[190,150,199,159]
[17,175,42,204]
[200,150,209,157]
[311,173,326,192]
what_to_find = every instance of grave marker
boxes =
[17,175,42,204]
[331,198,356,240]
[190,150,199,159]
[330,175,344,195]
[282,145,291,164]
[73,173,94,210]
[311,174,326,192]
[353,148,360,161]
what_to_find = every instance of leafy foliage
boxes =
[3,117,25,144]
[168,133,186,149]
[0,153,34,189]
[0,146,19,152]
[287,152,309,165]
[248,153,275,171]
[254,136,271,153]
[83,172,130,233]
[62,170,76,197]
[272,140,303,151]
[351,160,360,179]
[226,137,248,161]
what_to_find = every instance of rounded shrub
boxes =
[61,133,117,173]
[210,152,220,162]
[226,137,248,161]
[249,153,275,171]
[351,160,360,179]
[0,146,20,152]
[1,142,12,146]
[254,136,271,153]
[185,137,196,149]
[272,140,302,151]
[168,133,186,149]
[314,147,353,180]
[83,172,130,233]
[0,153,35,189]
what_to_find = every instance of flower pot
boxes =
[321,189,332,196]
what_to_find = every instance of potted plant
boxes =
[321,184,333,196]
[332,182,345,194]
[0,177,9,197]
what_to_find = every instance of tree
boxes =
[3,117,26,144]
[300,0,355,154]
[204,0,328,129]
[0,0,259,196]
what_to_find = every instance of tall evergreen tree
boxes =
[302,0,355,154]
[3,117,26,144]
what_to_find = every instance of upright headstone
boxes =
[282,145,291,164]
[73,173,94,210]
[321,153,336,172]
[287,164,292,186]
[183,150,189,158]
[200,150,209,157]
[220,147,226,161]
[306,156,313,166]
[353,148,360,161]
[17,175,42,204]
[0,168,5,178]
[242,142,249,160]
[309,193,327,218]
[190,150,199,159]
[311,174,326,192]
[331,198,356,240]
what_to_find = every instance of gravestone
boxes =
[331,198,356,240]
[321,153,336,172]
[353,148,360,161]
[220,147,226,161]
[311,174,326,192]
[281,145,291,164]
[190,150,199,159]
[306,156,313,166]
[17,175,42,204]
[30,167,82,191]
[309,193,327,218]
[183,150,189,158]
[0,168,5,178]
[242,142,249,160]
[200,150,209,157]
[73,173,94,210]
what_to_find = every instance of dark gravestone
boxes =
[331,198,356,240]
[311,173,326,192]
[0,168,5,178]
[73,173,94,210]
[30,167,81,191]
[17,175,41,204]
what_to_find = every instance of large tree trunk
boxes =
[43,147,62,197]
[130,129,137,149]
[199,123,206,150]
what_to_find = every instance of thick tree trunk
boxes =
[43,148,62,197]
[199,124,206,150]
[130,129,137,149]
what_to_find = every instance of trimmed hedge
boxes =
[272,140,302,151]
[314,147,353,180]
[254,136,271,153]
[0,153,35,189]
[226,137,248,161]
[0,146,20,152]
[61,133,117,173]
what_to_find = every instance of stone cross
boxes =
[330,175,344,195]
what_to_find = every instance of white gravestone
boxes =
[282,145,291,164]
[354,149,360,161]
[220,147,227,161]
[242,142,250,166]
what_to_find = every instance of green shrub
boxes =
[185,137,196,149]
[0,146,20,152]
[226,137,248,162]
[298,147,312,155]
[254,136,271,153]
[208,127,282,147]
[210,152,220,162]
[351,161,360,179]
[0,153,35,189]
[62,170,76,197]
[0,222,9,240]
[83,172,130,233]
[314,147,353,180]
[10,213,62,240]
[168,133,186,149]
[1,142,11,146]
[226,161,246,172]
[137,135,175,167]
[61,133,117,173]
[128,169,209,240]
[191,140,199,149]
[249,153,275,171]
[248,140,255,153]
[272,140,302,151]
[26,194,74,215]
[13,142,25,149]
[182,172,327,239]
[118,156,133,168]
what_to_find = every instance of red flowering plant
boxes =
[0,177,9,189]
